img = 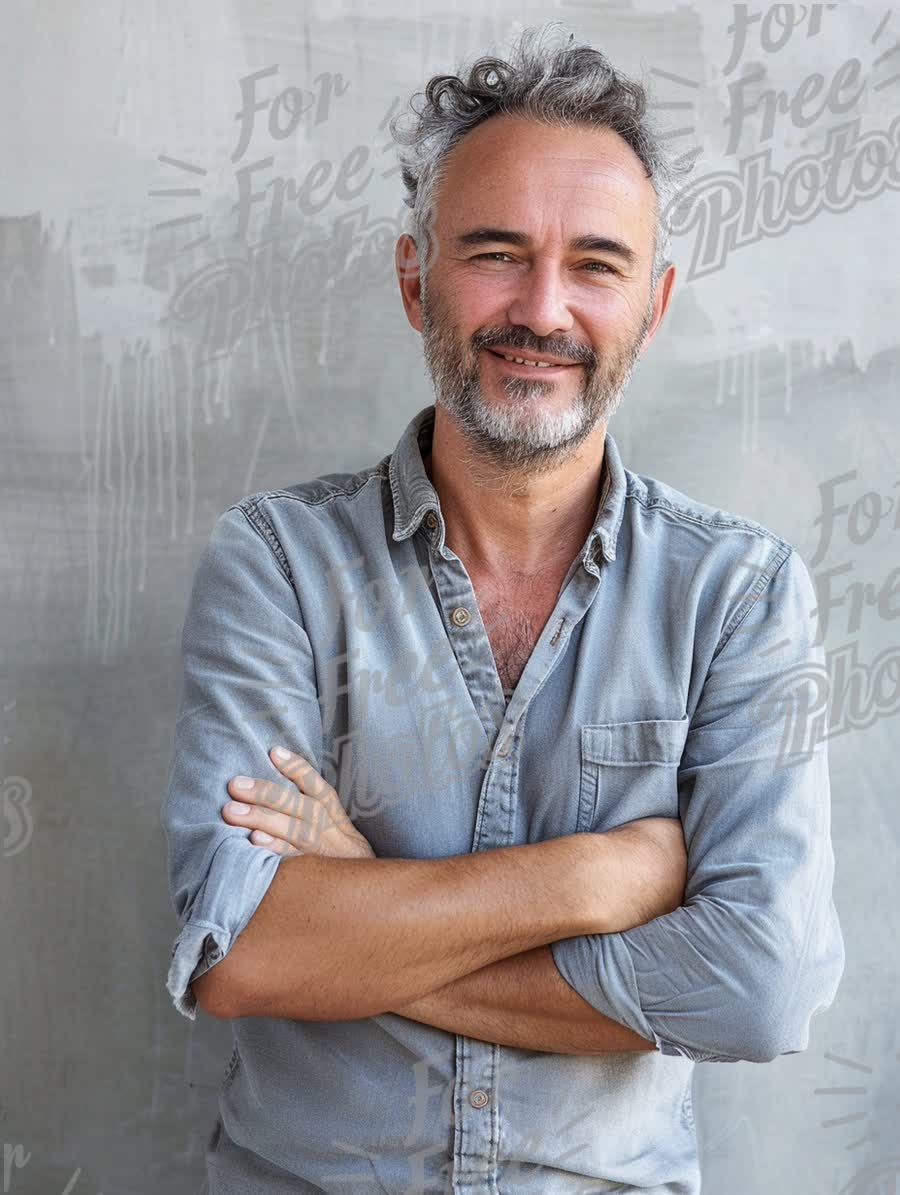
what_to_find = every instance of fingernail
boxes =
[232,776,253,790]
[253,831,273,844]
[272,746,291,761]
[226,801,250,815]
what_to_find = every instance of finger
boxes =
[249,828,303,857]
[223,799,324,853]
[269,747,335,801]
[227,774,306,820]
[222,793,323,852]
[269,748,352,823]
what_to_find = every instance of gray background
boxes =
[1,2,898,1192]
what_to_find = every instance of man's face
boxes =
[409,112,665,472]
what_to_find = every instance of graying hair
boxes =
[390,20,698,292]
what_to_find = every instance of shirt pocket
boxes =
[576,716,690,833]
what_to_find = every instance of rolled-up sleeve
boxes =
[162,502,324,1019]
[551,547,845,1063]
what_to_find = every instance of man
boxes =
[163,22,844,1194]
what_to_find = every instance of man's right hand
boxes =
[590,817,688,934]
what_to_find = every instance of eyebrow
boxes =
[454,227,638,270]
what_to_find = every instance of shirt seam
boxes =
[711,543,794,661]
[624,485,792,548]
[228,502,293,585]
[234,464,388,512]
[227,469,389,582]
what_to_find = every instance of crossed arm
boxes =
[193,766,678,1055]
[171,511,843,1061]
[388,945,656,1054]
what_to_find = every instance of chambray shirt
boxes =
[163,403,844,1194]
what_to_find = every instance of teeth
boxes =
[500,353,558,368]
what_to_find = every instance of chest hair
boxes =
[474,578,561,695]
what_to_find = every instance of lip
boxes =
[483,348,580,375]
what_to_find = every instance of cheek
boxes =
[587,287,635,325]
[458,293,503,341]
[586,291,649,349]
[433,292,484,352]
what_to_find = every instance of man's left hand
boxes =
[221,747,376,859]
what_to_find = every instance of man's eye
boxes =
[472,253,614,275]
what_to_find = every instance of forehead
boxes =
[435,112,656,247]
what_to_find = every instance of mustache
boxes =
[474,334,595,367]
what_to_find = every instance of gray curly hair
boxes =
[390,21,698,292]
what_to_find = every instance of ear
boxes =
[395,234,424,333]
[638,263,677,355]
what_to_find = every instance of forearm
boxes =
[226,835,602,1020]
[390,945,656,1054]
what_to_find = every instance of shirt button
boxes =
[425,512,437,529]
[496,736,512,757]
[207,942,222,962]
[450,606,471,627]
[469,1089,490,1109]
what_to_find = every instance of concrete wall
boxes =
[1,3,896,1191]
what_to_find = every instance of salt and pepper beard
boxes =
[419,265,655,484]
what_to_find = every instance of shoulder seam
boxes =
[234,463,389,512]
[226,465,388,585]
[625,484,789,549]
[227,501,294,587]
[712,543,794,661]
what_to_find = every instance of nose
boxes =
[505,258,575,341]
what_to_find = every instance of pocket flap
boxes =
[582,716,689,765]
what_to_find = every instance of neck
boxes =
[423,409,606,582]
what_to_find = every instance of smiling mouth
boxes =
[484,348,580,370]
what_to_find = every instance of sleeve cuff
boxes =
[166,920,229,1020]
[550,934,739,1063]
[165,832,284,1020]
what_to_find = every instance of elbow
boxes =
[748,979,845,1065]
[194,941,341,1022]
[658,1007,795,1064]
[192,953,249,1020]
[714,913,846,1064]
[653,912,846,1064]
[738,1011,795,1064]
[655,984,817,1065]
[657,1015,786,1065]
[724,976,800,1062]
[727,977,841,1064]
[745,926,847,1063]
[741,1008,813,1064]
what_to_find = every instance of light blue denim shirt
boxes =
[163,403,844,1193]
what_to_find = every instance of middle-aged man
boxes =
[163,22,845,1194]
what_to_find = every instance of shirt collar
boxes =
[388,403,626,565]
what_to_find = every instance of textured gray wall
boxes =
[1,2,897,1192]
